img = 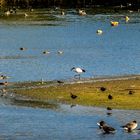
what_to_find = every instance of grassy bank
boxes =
[7,76,140,110]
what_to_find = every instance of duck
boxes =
[71,67,86,79]
[0,81,8,86]
[61,11,65,16]
[24,13,28,17]
[121,120,138,132]
[0,75,10,80]
[78,9,86,16]
[43,50,50,54]
[97,121,116,134]
[96,29,103,35]
[5,11,10,16]
[110,21,119,26]
[125,16,130,22]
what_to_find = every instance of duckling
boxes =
[110,21,119,26]
[121,120,138,132]
[97,121,116,134]
[125,16,130,22]
[57,50,64,55]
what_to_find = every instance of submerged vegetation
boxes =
[7,76,140,110]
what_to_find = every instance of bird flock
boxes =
[97,120,139,134]
[2,8,139,137]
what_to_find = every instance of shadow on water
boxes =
[11,98,59,109]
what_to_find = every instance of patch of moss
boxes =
[9,77,140,110]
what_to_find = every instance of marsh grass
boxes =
[10,78,140,110]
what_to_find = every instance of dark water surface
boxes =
[0,9,140,139]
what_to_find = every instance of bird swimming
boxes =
[121,120,138,132]
[71,67,85,79]
[0,75,10,80]
[20,47,27,51]
[78,9,86,16]
[125,16,130,22]
[96,29,103,35]
[97,121,116,134]
[110,21,119,26]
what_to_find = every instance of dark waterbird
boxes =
[121,120,138,132]
[70,93,77,99]
[106,112,112,116]
[100,87,106,92]
[57,80,64,84]
[97,121,116,134]
[108,94,113,100]
[20,47,27,51]
[107,107,112,110]
[128,90,135,95]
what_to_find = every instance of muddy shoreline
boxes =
[1,74,140,110]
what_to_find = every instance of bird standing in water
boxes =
[71,67,86,79]
[97,121,116,134]
[121,120,138,132]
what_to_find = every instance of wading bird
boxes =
[121,120,138,132]
[71,67,86,79]
[97,121,116,134]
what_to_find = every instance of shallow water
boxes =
[0,9,140,82]
[0,100,140,140]
[0,8,140,139]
